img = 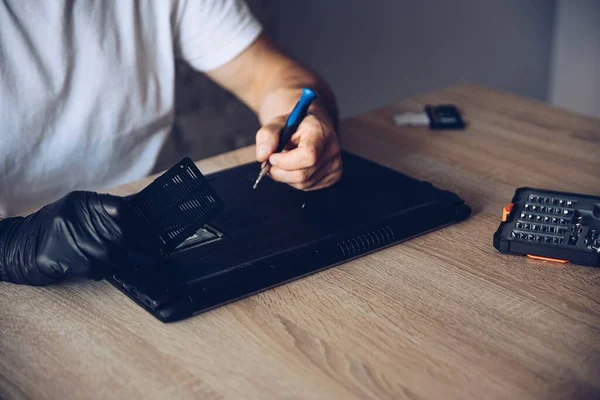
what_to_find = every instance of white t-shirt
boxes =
[0,0,262,217]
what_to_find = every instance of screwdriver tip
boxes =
[253,165,269,189]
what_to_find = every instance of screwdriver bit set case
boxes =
[494,188,600,267]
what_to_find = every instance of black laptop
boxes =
[108,151,471,322]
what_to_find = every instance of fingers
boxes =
[287,154,343,191]
[256,111,341,191]
[268,116,327,170]
[294,153,343,190]
[96,193,160,259]
[255,116,287,162]
[299,169,343,191]
[99,193,127,222]
[269,139,342,190]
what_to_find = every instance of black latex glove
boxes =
[0,191,157,286]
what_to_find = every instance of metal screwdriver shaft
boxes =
[252,164,270,189]
[253,88,318,189]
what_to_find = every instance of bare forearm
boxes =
[254,59,339,130]
[206,35,338,130]
[206,33,343,191]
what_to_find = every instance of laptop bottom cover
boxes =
[109,152,471,322]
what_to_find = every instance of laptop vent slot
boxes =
[337,226,395,258]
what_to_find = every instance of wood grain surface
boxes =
[1,85,599,400]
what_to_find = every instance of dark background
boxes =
[155,0,600,171]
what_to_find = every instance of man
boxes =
[0,0,341,285]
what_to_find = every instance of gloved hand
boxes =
[0,191,157,286]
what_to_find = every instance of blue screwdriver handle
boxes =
[275,88,318,153]
[253,88,318,189]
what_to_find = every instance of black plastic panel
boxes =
[128,158,225,254]
[110,151,472,322]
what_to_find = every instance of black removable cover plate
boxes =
[127,157,225,254]
[493,187,600,267]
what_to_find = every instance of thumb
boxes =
[98,193,161,258]
[99,193,127,222]
[255,117,286,162]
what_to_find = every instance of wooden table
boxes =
[1,85,599,400]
